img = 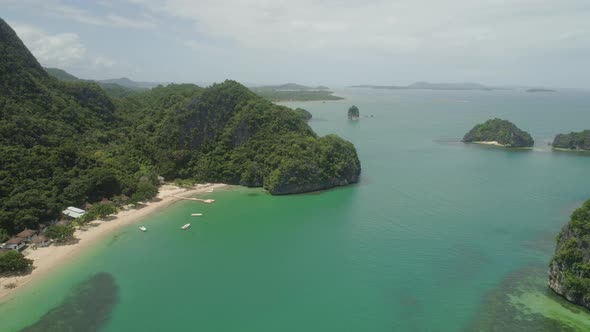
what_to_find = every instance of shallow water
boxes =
[2,88,590,331]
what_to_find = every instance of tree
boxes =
[130,181,158,203]
[348,105,360,120]
[294,108,312,121]
[45,224,75,243]
[89,203,118,219]
[0,251,33,274]
[0,228,8,243]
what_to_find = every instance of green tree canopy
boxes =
[0,250,33,274]
[0,18,361,237]
[552,130,590,150]
[348,105,360,119]
[462,118,534,148]
[45,224,75,243]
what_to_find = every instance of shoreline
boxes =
[552,147,590,152]
[472,141,506,147]
[470,141,534,149]
[0,183,227,304]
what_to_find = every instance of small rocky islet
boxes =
[462,118,534,148]
[549,199,590,310]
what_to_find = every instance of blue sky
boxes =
[2,0,590,88]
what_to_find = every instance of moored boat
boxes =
[181,223,191,230]
[191,213,203,216]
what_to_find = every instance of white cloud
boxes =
[5,0,590,85]
[131,0,590,58]
[3,0,157,29]
[93,56,116,68]
[11,22,116,70]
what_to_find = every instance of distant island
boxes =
[462,118,534,148]
[250,83,343,101]
[549,199,590,310]
[526,88,555,93]
[352,82,505,91]
[552,130,590,151]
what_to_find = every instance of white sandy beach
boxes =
[0,183,226,303]
[472,141,505,147]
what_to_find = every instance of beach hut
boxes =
[62,206,86,219]
[16,229,37,241]
[3,237,27,251]
[31,234,51,248]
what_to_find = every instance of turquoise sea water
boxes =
[2,88,590,331]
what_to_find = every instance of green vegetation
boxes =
[253,89,343,102]
[250,83,343,101]
[348,105,360,120]
[0,228,8,243]
[43,67,79,81]
[98,83,143,99]
[85,203,118,221]
[462,118,534,148]
[0,251,33,274]
[44,67,144,99]
[0,18,361,236]
[294,108,312,121]
[549,200,590,309]
[45,224,76,243]
[552,130,590,151]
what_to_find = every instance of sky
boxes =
[2,0,590,88]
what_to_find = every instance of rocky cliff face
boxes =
[548,200,590,310]
[267,165,360,195]
[552,130,590,151]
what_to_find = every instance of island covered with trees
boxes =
[0,18,361,238]
[348,105,360,120]
[549,199,590,310]
[552,130,590,151]
[462,118,534,148]
[250,83,343,101]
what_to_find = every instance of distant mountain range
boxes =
[526,88,555,93]
[43,67,166,90]
[352,82,507,91]
[98,77,165,89]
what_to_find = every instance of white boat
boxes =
[191,213,203,216]
[139,226,147,232]
[181,223,191,230]
[205,190,214,193]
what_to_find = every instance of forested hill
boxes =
[44,67,79,81]
[0,18,361,237]
[552,130,590,151]
[462,118,534,148]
